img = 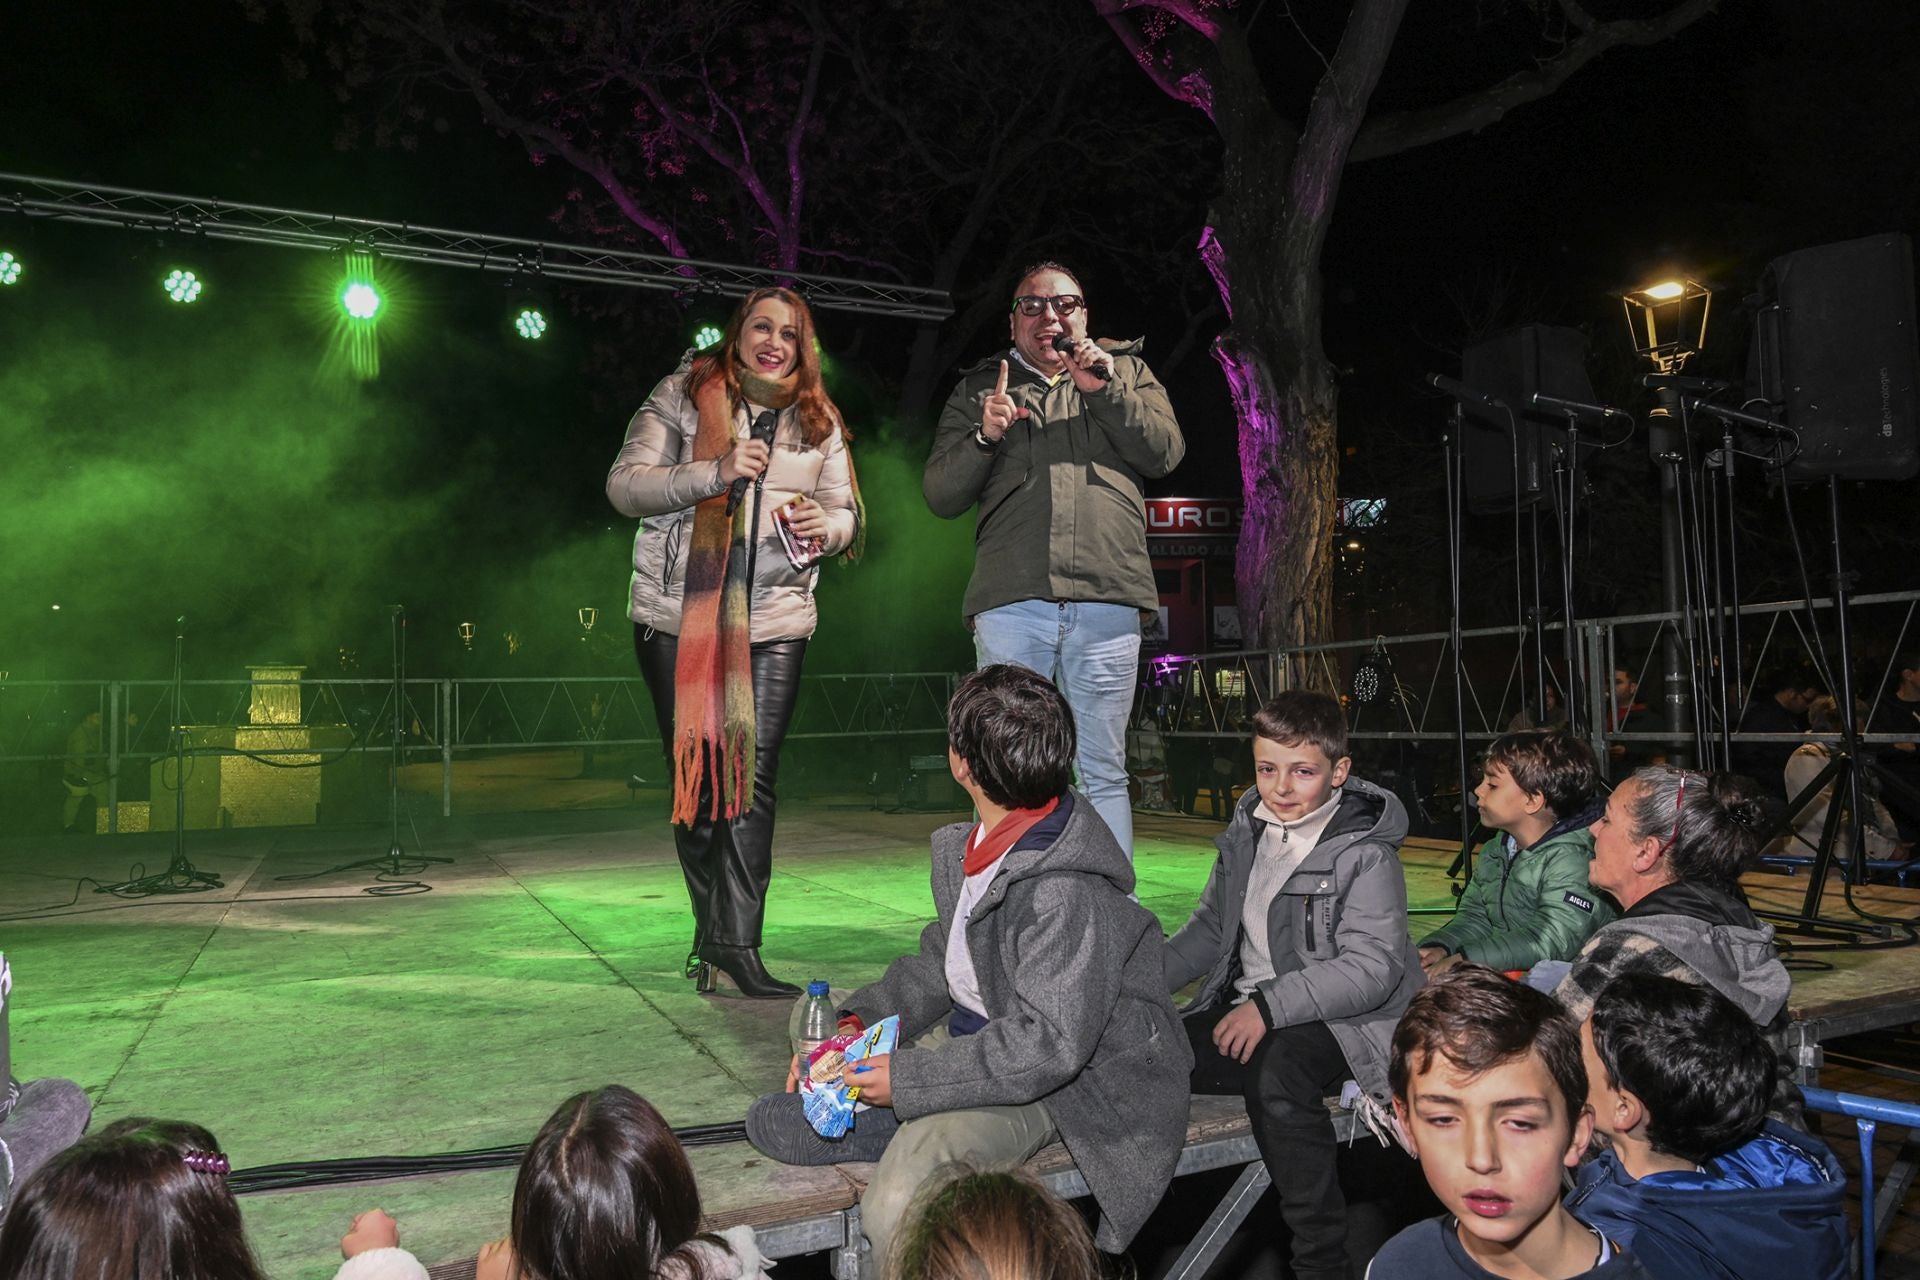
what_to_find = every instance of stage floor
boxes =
[4,803,1917,1278]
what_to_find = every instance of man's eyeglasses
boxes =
[1012,294,1085,318]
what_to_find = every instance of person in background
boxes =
[892,1166,1103,1280]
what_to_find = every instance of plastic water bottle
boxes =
[791,980,837,1060]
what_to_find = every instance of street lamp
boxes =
[1620,277,1711,372]
[1619,274,1714,766]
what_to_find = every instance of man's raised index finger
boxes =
[994,360,1009,397]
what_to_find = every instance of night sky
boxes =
[4,0,1918,680]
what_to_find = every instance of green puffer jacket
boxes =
[1421,805,1616,972]
[923,339,1184,617]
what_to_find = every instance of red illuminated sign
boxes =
[1145,498,1239,535]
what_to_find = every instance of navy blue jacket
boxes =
[1564,1121,1849,1280]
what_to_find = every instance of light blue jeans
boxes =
[973,599,1141,855]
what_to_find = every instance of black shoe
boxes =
[695,944,800,999]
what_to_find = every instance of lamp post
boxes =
[1620,277,1712,767]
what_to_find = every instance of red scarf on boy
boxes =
[963,796,1061,877]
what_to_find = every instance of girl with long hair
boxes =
[609,287,862,998]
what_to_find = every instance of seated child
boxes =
[356,1085,770,1280]
[1421,731,1614,976]
[1165,690,1425,1280]
[894,1165,1103,1280]
[0,1118,278,1280]
[1565,972,1848,1280]
[1372,965,1648,1279]
[744,664,1192,1268]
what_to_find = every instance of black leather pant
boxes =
[634,625,807,949]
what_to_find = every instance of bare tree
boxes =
[1093,0,1718,648]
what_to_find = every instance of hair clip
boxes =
[183,1150,231,1176]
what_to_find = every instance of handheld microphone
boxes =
[726,411,780,516]
[1530,391,1632,422]
[1051,334,1112,382]
[1640,372,1735,394]
[1425,372,1507,411]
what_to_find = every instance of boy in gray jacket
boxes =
[745,665,1191,1272]
[1165,691,1424,1280]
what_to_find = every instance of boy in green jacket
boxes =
[1420,730,1615,974]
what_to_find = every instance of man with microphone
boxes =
[924,261,1185,856]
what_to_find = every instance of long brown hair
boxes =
[508,1085,717,1280]
[0,1118,270,1280]
[685,286,844,448]
[893,1166,1106,1280]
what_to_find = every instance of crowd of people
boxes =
[0,271,1890,1279]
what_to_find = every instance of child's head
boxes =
[0,1117,266,1280]
[1477,731,1600,833]
[946,665,1076,809]
[1583,973,1773,1164]
[511,1086,711,1280]
[893,1165,1103,1280]
[1248,691,1351,821]
[1390,967,1592,1256]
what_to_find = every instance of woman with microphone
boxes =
[609,288,862,998]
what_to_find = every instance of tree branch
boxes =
[423,22,692,259]
[1091,0,1215,116]
[1351,0,1719,162]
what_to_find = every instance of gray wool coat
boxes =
[1164,777,1424,1105]
[842,790,1193,1252]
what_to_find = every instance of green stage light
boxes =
[515,307,548,340]
[163,269,202,303]
[0,252,20,286]
[693,323,724,350]
[341,280,382,320]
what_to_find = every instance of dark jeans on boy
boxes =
[1186,1002,1352,1280]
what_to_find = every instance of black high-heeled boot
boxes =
[694,944,800,999]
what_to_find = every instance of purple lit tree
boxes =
[251,0,1206,422]
[1094,0,1716,648]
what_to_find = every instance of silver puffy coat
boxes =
[607,357,859,642]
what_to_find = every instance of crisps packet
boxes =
[800,1014,900,1139]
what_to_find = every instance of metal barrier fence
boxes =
[6,590,1916,834]
[0,672,958,832]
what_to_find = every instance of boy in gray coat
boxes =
[1166,691,1424,1280]
[745,665,1191,1272]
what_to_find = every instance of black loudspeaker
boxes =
[1460,326,1595,513]
[1752,233,1920,482]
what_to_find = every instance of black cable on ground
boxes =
[228,1122,751,1196]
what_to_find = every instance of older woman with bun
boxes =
[608,287,861,999]
[1553,766,1800,1117]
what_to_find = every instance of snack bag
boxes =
[800,1014,900,1139]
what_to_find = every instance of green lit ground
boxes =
[8,794,1456,1278]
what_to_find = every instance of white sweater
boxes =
[332,1224,773,1280]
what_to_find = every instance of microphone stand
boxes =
[96,618,222,897]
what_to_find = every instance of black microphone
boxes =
[1683,396,1790,435]
[726,410,780,515]
[1425,372,1507,411]
[1530,391,1632,422]
[1051,334,1112,382]
[1640,372,1735,394]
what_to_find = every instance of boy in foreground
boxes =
[743,665,1191,1271]
[1372,965,1648,1278]
[1165,690,1424,1280]
[1566,972,1848,1280]
[1421,731,1614,976]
